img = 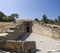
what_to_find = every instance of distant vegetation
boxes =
[34,14,60,25]
[0,11,60,25]
[0,11,19,22]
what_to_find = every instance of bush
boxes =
[2,16,15,22]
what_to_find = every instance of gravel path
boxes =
[19,33,60,53]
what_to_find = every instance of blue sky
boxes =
[0,0,60,20]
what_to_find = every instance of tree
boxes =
[34,18,39,22]
[0,11,19,22]
[7,16,15,22]
[57,16,60,25]
[54,19,58,25]
[2,16,14,22]
[48,19,54,24]
[11,14,19,19]
[2,16,8,22]
[0,11,5,21]
[41,14,48,23]
[10,13,19,22]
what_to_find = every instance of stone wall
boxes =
[0,20,33,40]
[32,22,60,39]
[5,22,26,40]
[0,40,36,53]
[23,41,36,53]
[0,21,35,53]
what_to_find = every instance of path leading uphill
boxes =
[19,33,60,53]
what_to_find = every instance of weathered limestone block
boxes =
[0,33,8,40]
[0,39,6,48]
[4,40,22,50]
[23,41,36,53]
[0,40,36,53]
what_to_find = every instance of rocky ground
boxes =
[0,21,22,33]
[19,33,60,53]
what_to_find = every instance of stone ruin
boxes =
[0,20,60,53]
[0,20,36,53]
[0,40,36,53]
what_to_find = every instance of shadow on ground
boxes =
[18,33,31,41]
[35,49,41,52]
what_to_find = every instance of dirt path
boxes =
[19,33,60,53]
